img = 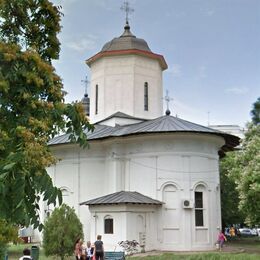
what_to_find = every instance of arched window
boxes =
[104,215,113,234]
[95,84,98,114]
[194,184,206,227]
[60,187,72,206]
[163,184,178,206]
[144,82,148,111]
[61,188,69,197]
[137,215,145,245]
[162,184,179,228]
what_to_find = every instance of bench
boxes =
[105,251,125,260]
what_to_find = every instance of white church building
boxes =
[45,20,239,251]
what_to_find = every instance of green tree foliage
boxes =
[43,204,83,260]
[220,98,260,226]
[231,123,260,225]
[250,97,260,125]
[0,0,61,62]
[0,0,93,229]
[220,153,245,227]
[0,219,19,259]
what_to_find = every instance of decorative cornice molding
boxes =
[86,49,168,70]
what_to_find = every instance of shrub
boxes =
[43,204,83,260]
[0,219,19,259]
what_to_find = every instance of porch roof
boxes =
[80,191,163,206]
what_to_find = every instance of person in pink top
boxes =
[217,230,227,251]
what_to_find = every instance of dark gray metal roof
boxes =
[49,114,240,153]
[101,22,151,52]
[80,191,163,206]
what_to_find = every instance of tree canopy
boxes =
[231,123,260,225]
[220,153,245,227]
[0,219,19,259]
[220,97,260,226]
[0,0,61,62]
[43,204,83,260]
[250,97,260,125]
[0,0,93,229]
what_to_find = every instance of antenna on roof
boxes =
[120,1,134,24]
[163,90,173,116]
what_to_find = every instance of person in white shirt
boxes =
[85,241,94,260]
[19,248,32,260]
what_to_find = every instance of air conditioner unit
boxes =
[182,199,193,209]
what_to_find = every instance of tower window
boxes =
[95,84,98,114]
[104,216,113,234]
[144,82,148,111]
[195,191,204,226]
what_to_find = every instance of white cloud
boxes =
[197,65,207,79]
[66,35,97,52]
[52,0,78,14]
[167,98,228,126]
[204,10,215,16]
[53,59,62,65]
[165,98,207,125]
[206,10,215,16]
[200,8,215,17]
[166,64,182,77]
[225,87,249,95]
[94,0,113,11]
[172,11,186,18]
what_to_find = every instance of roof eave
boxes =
[80,202,163,206]
[49,130,240,156]
[86,49,168,70]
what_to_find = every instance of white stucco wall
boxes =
[46,132,224,251]
[89,55,163,123]
[87,204,158,252]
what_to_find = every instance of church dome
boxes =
[86,21,167,70]
[101,22,151,52]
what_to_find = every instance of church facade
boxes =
[45,21,239,252]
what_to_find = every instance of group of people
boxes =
[75,235,104,260]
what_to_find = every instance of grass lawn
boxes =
[7,237,260,259]
[226,236,260,252]
[130,237,260,260]
[6,244,74,260]
[130,253,260,259]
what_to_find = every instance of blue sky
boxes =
[52,0,260,127]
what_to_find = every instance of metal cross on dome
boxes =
[120,1,134,23]
[81,75,90,96]
[164,90,173,111]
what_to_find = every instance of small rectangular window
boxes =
[195,192,203,208]
[104,218,113,234]
[195,210,204,226]
[95,84,98,114]
[195,191,204,227]
[144,82,148,111]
